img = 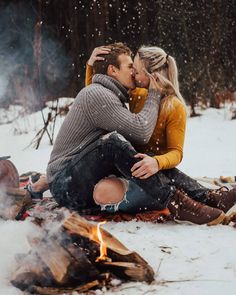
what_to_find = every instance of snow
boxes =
[0,103,236,294]
[179,105,236,178]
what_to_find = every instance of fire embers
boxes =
[11,213,154,294]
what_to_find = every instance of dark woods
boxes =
[0,0,235,111]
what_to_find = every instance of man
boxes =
[47,43,225,225]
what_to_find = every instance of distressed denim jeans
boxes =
[49,132,176,213]
[102,171,209,214]
[50,131,209,214]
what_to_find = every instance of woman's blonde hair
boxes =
[137,46,185,105]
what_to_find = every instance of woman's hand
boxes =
[131,153,159,179]
[143,69,163,93]
[87,46,111,66]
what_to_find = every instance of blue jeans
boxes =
[100,172,209,214]
[101,180,158,214]
[49,132,176,213]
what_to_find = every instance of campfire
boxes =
[11,212,154,294]
[95,221,110,262]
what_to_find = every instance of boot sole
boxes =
[207,212,225,226]
[225,204,236,216]
[173,212,225,226]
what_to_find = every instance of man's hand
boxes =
[131,153,159,179]
[87,46,111,66]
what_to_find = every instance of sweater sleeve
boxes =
[82,86,161,145]
[85,64,93,86]
[129,88,148,112]
[154,101,186,169]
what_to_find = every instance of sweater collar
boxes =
[92,74,130,103]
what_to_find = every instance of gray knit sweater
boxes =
[47,74,160,183]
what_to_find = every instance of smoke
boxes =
[0,2,72,110]
[0,182,72,291]
[0,217,40,295]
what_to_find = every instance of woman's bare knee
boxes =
[93,177,127,205]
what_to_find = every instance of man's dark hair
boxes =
[93,42,132,75]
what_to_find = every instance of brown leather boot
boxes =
[205,187,236,214]
[168,190,225,225]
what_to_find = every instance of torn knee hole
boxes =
[93,177,128,205]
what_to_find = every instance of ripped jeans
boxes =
[50,131,209,214]
[99,179,160,214]
[49,132,176,213]
[98,169,209,214]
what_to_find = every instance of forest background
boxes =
[0,0,235,116]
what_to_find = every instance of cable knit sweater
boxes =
[47,74,161,183]
[86,64,187,171]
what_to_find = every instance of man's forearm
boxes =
[85,85,161,145]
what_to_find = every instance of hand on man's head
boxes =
[87,46,111,66]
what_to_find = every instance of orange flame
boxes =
[96,221,108,262]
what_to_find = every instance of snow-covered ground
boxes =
[0,103,236,295]
[179,105,236,178]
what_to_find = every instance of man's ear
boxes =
[107,65,117,77]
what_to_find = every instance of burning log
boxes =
[11,212,154,294]
[99,261,153,282]
[12,237,101,290]
[63,213,155,283]
[29,279,103,295]
[28,273,110,295]
[11,252,50,289]
[37,238,100,285]
[63,213,130,255]
[36,239,82,285]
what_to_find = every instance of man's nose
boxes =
[131,68,136,76]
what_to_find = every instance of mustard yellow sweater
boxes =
[85,65,186,170]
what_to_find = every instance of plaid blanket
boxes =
[1,172,235,225]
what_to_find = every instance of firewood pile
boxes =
[2,183,236,294]
[11,211,155,294]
